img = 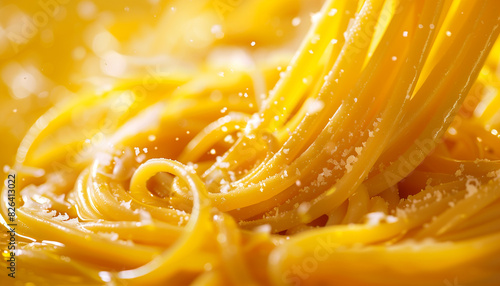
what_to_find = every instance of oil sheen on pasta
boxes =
[1,0,500,285]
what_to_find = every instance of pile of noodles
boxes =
[2,0,500,285]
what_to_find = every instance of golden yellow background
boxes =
[0,0,321,173]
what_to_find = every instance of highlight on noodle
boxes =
[1,0,500,285]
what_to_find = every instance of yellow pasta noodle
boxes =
[1,0,500,285]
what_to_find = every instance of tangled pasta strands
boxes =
[2,0,500,285]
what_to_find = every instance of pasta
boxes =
[1,0,500,285]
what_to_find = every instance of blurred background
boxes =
[0,0,323,174]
